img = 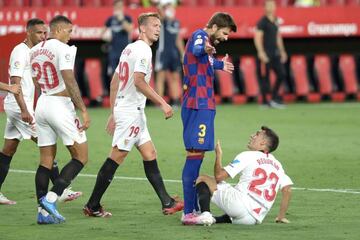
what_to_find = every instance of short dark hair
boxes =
[26,18,44,30]
[137,12,160,28]
[261,126,279,153]
[49,15,72,30]
[207,12,237,32]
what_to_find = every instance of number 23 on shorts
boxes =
[198,124,206,137]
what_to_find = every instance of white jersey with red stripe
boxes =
[4,42,34,110]
[223,151,293,223]
[30,39,77,95]
[114,40,152,112]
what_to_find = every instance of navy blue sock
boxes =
[0,152,12,190]
[182,156,203,214]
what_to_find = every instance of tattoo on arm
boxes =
[61,70,86,111]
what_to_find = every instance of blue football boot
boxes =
[39,196,65,222]
[37,207,60,224]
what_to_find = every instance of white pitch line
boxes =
[9,169,360,194]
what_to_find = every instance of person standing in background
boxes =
[254,0,287,108]
[102,0,133,96]
[155,0,185,107]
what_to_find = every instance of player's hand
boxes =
[215,140,223,157]
[258,51,269,63]
[21,110,33,124]
[161,103,173,120]
[222,54,234,74]
[106,114,116,136]
[205,40,216,55]
[9,84,21,95]
[280,51,288,63]
[79,110,90,131]
[275,217,290,224]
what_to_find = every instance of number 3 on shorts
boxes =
[198,124,206,137]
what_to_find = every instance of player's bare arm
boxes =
[61,69,90,131]
[134,72,173,119]
[0,82,21,94]
[10,76,33,124]
[214,140,230,182]
[222,54,234,74]
[106,73,120,135]
[275,185,292,223]
[204,40,216,55]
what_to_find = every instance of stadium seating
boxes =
[216,56,235,99]
[1,0,359,6]
[2,0,30,6]
[82,0,103,7]
[290,55,320,101]
[84,59,104,102]
[339,54,358,96]
[63,0,81,6]
[314,55,333,95]
[240,56,259,99]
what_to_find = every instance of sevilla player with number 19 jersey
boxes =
[83,13,183,217]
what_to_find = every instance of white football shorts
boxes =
[35,95,87,147]
[211,182,257,225]
[4,104,37,140]
[112,109,151,151]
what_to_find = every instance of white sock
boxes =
[45,191,58,203]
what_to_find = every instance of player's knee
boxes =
[2,143,18,156]
[143,149,157,161]
[195,174,209,185]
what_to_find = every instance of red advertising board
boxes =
[0,6,359,39]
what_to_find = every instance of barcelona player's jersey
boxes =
[182,29,224,110]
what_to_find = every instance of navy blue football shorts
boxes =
[181,107,216,151]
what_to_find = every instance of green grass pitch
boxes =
[0,103,359,240]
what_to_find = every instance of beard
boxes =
[210,34,223,46]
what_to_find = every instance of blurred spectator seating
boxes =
[339,55,359,98]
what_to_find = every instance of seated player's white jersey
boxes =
[30,39,76,95]
[4,43,35,109]
[224,151,293,223]
[114,40,152,112]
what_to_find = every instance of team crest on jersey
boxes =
[198,137,204,144]
[65,53,71,61]
[13,61,20,69]
[208,56,214,66]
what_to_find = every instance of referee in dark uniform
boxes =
[254,0,287,108]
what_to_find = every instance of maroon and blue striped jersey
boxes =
[182,29,224,110]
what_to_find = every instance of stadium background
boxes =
[0,2,359,240]
[1,0,360,107]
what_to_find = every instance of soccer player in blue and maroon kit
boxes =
[181,12,237,224]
